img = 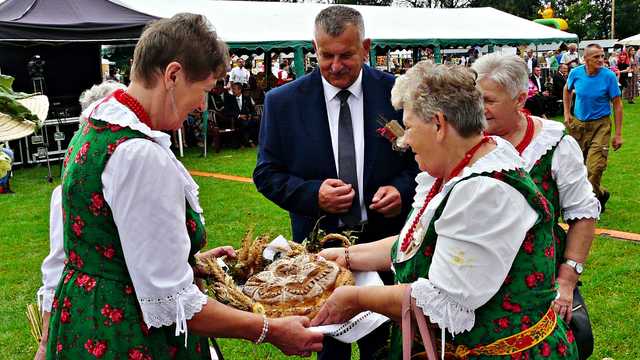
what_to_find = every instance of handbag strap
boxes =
[402,286,438,360]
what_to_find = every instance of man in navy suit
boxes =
[253,5,418,359]
[224,82,259,146]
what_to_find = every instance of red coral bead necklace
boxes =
[400,136,492,252]
[113,89,153,129]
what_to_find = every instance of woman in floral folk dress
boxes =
[35,13,323,360]
[311,62,578,359]
[473,54,600,359]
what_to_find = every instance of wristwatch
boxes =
[564,259,584,275]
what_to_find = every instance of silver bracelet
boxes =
[254,314,269,344]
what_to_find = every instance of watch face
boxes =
[575,263,584,274]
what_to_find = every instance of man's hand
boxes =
[563,115,572,127]
[369,186,402,218]
[612,134,623,151]
[318,179,355,214]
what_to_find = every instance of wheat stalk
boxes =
[26,303,42,344]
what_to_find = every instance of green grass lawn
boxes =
[1,104,639,360]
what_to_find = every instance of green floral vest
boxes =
[46,118,210,360]
[389,169,577,359]
[528,134,567,268]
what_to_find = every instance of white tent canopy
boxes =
[618,34,640,47]
[113,0,577,49]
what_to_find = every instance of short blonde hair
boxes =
[391,61,485,137]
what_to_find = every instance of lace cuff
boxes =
[37,286,56,313]
[563,202,600,221]
[411,278,475,336]
[138,284,208,345]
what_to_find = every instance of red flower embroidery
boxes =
[85,339,108,358]
[503,275,513,285]
[525,274,538,288]
[92,340,108,358]
[186,219,197,234]
[96,245,115,260]
[495,317,510,329]
[75,142,91,164]
[75,274,97,292]
[195,342,201,353]
[534,272,545,281]
[541,181,550,191]
[52,297,59,310]
[520,315,531,331]
[140,322,151,336]
[82,123,90,135]
[423,244,434,257]
[71,216,85,238]
[63,146,73,168]
[89,193,105,216]
[108,124,124,132]
[101,304,112,317]
[128,348,152,360]
[540,341,551,357]
[109,308,124,324]
[168,345,178,358]
[544,246,554,258]
[56,342,63,353]
[523,240,535,254]
[107,137,128,155]
[557,341,568,356]
[69,250,84,268]
[63,297,72,309]
[566,329,575,343]
[60,309,71,323]
[63,269,75,284]
[537,193,552,220]
[124,285,134,295]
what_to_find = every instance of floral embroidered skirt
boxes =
[46,267,211,360]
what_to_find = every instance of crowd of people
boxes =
[30,5,627,360]
[521,43,638,118]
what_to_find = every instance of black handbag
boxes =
[570,286,594,360]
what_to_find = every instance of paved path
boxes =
[189,169,640,244]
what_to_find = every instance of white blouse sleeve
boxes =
[103,139,207,337]
[552,136,601,220]
[411,177,538,335]
[38,185,66,312]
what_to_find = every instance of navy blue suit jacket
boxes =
[253,65,419,242]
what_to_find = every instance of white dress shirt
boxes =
[521,117,600,220]
[236,95,243,110]
[321,70,367,221]
[39,98,207,339]
[37,185,65,312]
[395,137,539,335]
[534,75,542,92]
[229,66,250,85]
